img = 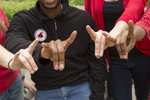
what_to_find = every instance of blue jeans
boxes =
[0,74,24,100]
[109,55,150,100]
[35,81,92,100]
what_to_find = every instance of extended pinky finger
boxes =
[19,54,34,74]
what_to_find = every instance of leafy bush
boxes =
[0,0,76,22]
[0,0,36,22]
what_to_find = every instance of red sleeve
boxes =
[84,0,91,15]
[136,5,150,36]
[117,0,148,24]
[135,5,150,55]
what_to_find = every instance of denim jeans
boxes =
[35,81,92,100]
[0,74,24,100]
[109,55,150,100]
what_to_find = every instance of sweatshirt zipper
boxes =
[54,20,58,39]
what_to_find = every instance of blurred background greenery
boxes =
[0,0,84,22]
[0,0,150,22]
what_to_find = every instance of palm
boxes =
[9,39,39,74]
[41,31,77,71]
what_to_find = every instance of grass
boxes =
[74,0,84,5]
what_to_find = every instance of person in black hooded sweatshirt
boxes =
[5,0,107,100]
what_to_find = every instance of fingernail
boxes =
[30,70,34,74]
[124,55,126,58]
[59,64,64,71]
[34,67,37,71]
[95,53,98,56]
[99,53,103,57]
[55,64,58,70]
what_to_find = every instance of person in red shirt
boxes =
[85,0,150,100]
[0,7,38,100]
[111,5,150,100]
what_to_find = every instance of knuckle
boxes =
[101,41,105,44]
[120,42,125,46]
[116,42,120,46]
[121,30,126,33]
[27,56,32,60]
[100,48,104,51]
[59,50,64,54]
[98,30,103,33]
[56,39,61,42]
[95,40,100,44]
[123,51,127,54]
[118,51,122,55]
[20,49,24,52]
[53,51,58,55]
[22,59,27,64]
[49,41,54,45]
[50,40,54,43]
[95,45,99,49]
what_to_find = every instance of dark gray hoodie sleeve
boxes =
[5,13,50,67]
[86,17,107,100]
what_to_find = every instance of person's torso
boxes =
[0,10,18,93]
[13,5,99,90]
[102,0,145,58]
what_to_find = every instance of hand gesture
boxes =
[115,20,136,59]
[86,25,116,58]
[41,31,77,71]
[23,79,36,96]
[9,39,39,74]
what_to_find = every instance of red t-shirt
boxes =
[0,8,18,93]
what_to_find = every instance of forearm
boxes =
[0,45,14,68]
[134,25,146,41]
[109,21,128,37]
[117,0,147,24]
[18,69,23,77]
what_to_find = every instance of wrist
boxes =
[109,21,128,37]
[22,75,25,81]
[8,58,13,70]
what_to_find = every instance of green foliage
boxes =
[69,0,76,6]
[0,0,36,22]
[0,0,76,22]
[146,0,150,7]
[73,0,84,5]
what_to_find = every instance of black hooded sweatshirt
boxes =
[5,0,107,100]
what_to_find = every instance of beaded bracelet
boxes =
[8,58,13,70]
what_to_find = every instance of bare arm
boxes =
[0,40,39,74]
[0,45,14,68]
[134,25,146,41]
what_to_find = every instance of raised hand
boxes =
[115,20,136,59]
[10,39,39,74]
[86,25,116,58]
[41,31,77,71]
